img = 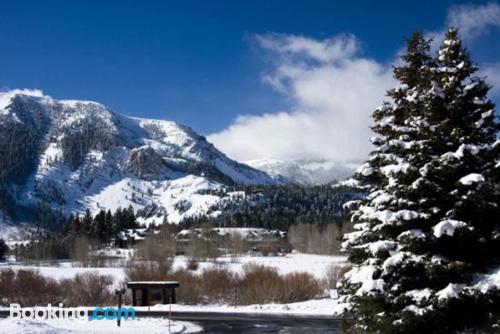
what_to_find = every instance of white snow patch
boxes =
[405,288,433,303]
[356,163,374,176]
[0,317,201,334]
[433,220,469,238]
[458,173,485,185]
[0,89,47,111]
[436,283,465,300]
[398,229,426,240]
[151,297,347,316]
[345,265,384,295]
[366,240,397,255]
[381,162,411,176]
[472,267,500,293]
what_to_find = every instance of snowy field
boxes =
[0,252,350,318]
[0,252,348,282]
[172,252,348,279]
[0,317,202,333]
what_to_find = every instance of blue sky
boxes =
[1,1,499,162]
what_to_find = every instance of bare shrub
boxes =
[224,234,248,261]
[13,269,60,306]
[187,258,199,271]
[237,264,323,305]
[125,260,170,281]
[136,227,176,262]
[200,267,237,303]
[281,272,323,302]
[0,269,15,304]
[70,236,91,267]
[288,221,352,255]
[239,264,282,304]
[61,273,114,306]
[0,269,116,307]
[132,261,328,306]
[187,236,220,262]
[165,269,203,304]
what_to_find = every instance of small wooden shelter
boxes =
[127,281,180,306]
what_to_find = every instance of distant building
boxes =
[115,227,158,248]
[175,227,289,254]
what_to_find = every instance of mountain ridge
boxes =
[245,158,355,185]
[0,89,276,229]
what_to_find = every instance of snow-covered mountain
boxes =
[0,89,275,229]
[245,158,355,185]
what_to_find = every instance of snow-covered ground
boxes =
[0,252,349,318]
[0,252,347,282]
[0,317,201,333]
[0,261,126,288]
[145,297,347,316]
[172,252,347,279]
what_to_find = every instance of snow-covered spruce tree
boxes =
[338,28,500,333]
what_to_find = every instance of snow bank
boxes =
[146,297,347,316]
[0,318,201,333]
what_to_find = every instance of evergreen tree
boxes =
[94,210,108,244]
[105,209,114,237]
[0,238,8,260]
[124,205,138,229]
[339,29,500,333]
[64,214,81,236]
[81,209,94,236]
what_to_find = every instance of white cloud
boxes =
[447,2,500,39]
[482,62,500,97]
[209,34,394,163]
[255,33,358,64]
[209,3,500,164]
[427,2,500,51]
[438,2,500,98]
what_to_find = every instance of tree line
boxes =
[176,184,361,231]
[13,206,139,261]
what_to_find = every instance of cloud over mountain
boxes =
[209,2,500,164]
[209,34,394,163]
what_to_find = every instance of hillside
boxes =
[0,89,276,230]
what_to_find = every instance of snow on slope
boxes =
[0,90,276,227]
[245,158,355,185]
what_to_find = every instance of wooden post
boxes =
[169,298,172,334]
[171,287,176,304]
[132,288,137,306]
[162,288,167,304]
[143,288,148,306]
[115,288,125,327]
[117,292,122,327]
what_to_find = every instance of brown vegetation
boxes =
[125,261,324,305]
[0,269,115,307]
[288,222,352,255]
